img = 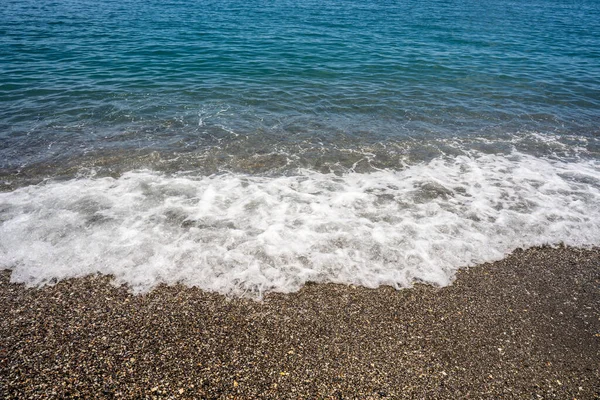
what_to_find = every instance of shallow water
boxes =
[1,0,599,295]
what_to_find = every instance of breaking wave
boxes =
[1,151,599,297]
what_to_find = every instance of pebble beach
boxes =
[3,1,600,398]
[1,245,599,399]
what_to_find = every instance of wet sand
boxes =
[1,246,599,399]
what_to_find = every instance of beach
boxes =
[2,0,600,398]
[1,245,598,399]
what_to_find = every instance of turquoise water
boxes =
[2,0,599,178]
[1,0,600,295]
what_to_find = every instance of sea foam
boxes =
[1,151,599,297]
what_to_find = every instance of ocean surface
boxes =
[1,0,599,296]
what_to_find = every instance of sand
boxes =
[1,245,599,399]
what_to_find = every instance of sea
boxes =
[1,0,599,297]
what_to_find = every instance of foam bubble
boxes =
[1,151,599,297]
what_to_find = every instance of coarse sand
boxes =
[1,246,599,399]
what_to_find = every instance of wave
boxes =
[1,151,599,297]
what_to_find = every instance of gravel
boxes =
[1,245,599,399]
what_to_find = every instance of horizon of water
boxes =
[1,0,600,297]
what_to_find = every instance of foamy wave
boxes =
[1,152,599,297]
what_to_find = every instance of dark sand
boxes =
[1,246,599,399]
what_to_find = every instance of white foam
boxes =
[1,151,599,297]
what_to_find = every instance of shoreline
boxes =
[1,246,599,399]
